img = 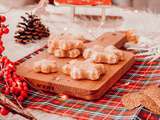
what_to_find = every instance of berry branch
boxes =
[0,15,37,120]
[0,93,37,120]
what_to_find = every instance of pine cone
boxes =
[14,12,50,44]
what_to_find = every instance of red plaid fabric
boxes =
[1,46,160,120]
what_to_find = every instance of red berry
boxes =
[4,87,10,95]
[0,47,4,53]
[0,40,2,44]
[0,107,9,116]
[0,16,6,22]
[14,87,20,95]
[18,96,24,102]
[14,78,19,82]
[8,80,13,86]
[5,73,11,79]
[0,72,3,77]
[12,82,17,87]
[20,91,28,98]
[14,76,20,82]
[10,87,16,93]
[3,27,9,34]
[0,28,3,36]
[23,86,28,91]
[4,78,9,83]
[22,82,27,87]
[1,56,7,62]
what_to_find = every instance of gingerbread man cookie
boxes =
[62,60,105,80]
[33,59,57,74]
[83,45,124,64]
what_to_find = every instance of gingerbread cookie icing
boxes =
[33,59,57,74]
[62,60,105,80]
[48,34,84,58]
[83,45,124,64]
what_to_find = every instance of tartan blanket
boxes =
[1,46,160,120]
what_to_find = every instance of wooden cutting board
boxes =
[16,32,135,100]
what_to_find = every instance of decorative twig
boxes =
[0,93,37,120]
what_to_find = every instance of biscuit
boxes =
[83,45,124,64]
[48,34,84,58]
[53,49,81,58]
[125,31,138,44]
[104,45,124,61]
[48,34,84,51]
[122,85,160,115]
[62,60,105,80]
[68,49,81,58]
[142,85,160,108]
[33,59,57,74]
[141,93,160,115]
[122,92,143,110]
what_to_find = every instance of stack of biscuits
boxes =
[48,34,84,58]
